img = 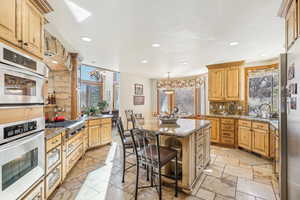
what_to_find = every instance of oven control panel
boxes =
[4,121,37,139]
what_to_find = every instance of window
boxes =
[174,88,195,115]
[80,65,104,110]
[158,90,169,113]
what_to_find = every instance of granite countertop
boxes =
[141,118,211,137]
[86,114,113,120]
[45,127,66,140]
[205,114,279,129]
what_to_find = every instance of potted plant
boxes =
[84,106,98,116]
[98,100,109,114]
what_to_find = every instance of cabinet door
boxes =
[0,0,21,45]
[225,67,240,100]
[238,126,252,150]
[208,69,225,100]
[207,118,220,143]
[89,126,101,147]
[286,0,297,49]
[22,0,44,58]
[45,165,61,199]
[101,123,112,145]
[252,129,269,157]
[270,129,276,159]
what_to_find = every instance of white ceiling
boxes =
[46,0,284,78]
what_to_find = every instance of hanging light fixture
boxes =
[163,72,175,94]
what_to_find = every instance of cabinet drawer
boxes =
[67,144,83,173]
[221,118,234,124]
[221,137,234,145]
[46,134,62,152]
[101,118,112,124]
[221,130,234,139]
[88,119,101,126]
[67,131,83,156]
[252,122,269,130]
[46,145,61,174]
[221,124,235,131]
[238,120,251,128]
[21,180,45,200]
[45,165,61,198]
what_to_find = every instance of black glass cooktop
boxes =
[45,121,77,128]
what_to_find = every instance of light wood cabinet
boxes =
[208,68,225,100]
[45,165,61,199]
[21,180,45,200]
[207,61,243,101]
[238,126,252,151]
[225,67,240,100]
[220,119,235,146]
[22,0,44,58]
[100,123,112,145]
[206,117,220,143]
[0,0,21,46]
[286,0,297,49]
[88,118,112,148]
[252,128,269,157]
[89,125,101,148]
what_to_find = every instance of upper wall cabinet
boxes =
[0,0,52,59]
[207,61,244,101]
[22,0,44,58]
[0,0,21,46]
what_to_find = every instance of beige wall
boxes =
[119,72,153,125]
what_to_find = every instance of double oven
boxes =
[0,43,47,200]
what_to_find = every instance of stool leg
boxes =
[151,167,154,186]
[146,165,149,181]
[175,155,178,197]
[159,167,162,200]
[135,160,140,200]
[122,148,126,183]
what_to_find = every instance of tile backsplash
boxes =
[209,101,244,115]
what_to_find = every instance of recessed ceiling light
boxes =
[81,37,92,42]
[141,60,148,64]
[182,62,188,65]
[91,60,96,64]
[52,61,58,64]
[152,43,160,47]
[261,54,266,57]
[229,42,239,46]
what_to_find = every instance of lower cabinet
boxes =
[101,123,112,145]
[252,128,269,157]
[66,144,83,173]
[206,118,220,143]
[89,125,101,148]
[45,165,61,199]
[21,180,45,200]
[88,118,112,148]
[238,126,252,151]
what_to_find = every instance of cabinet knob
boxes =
[23,42,29,46]
[18,40,23,43]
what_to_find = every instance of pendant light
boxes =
[163,72,175,94]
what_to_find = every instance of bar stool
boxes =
[130,128,178,200]
[116,117,136,183]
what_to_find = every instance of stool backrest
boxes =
[116,117,127,145]
[130,129,160,167]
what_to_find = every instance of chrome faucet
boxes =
[259,103,272,118]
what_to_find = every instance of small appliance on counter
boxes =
[159,107,179,124]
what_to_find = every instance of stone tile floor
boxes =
[49,134,279,200]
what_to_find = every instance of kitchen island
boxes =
[141,118,211,193]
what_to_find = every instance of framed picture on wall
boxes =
[134,84,143,95]
[133,96,145,105]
